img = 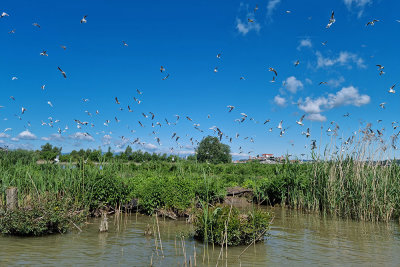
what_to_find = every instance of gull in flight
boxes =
[32,23,40,28]
[122,41,128,47]
[115,97,120,104]
[296,115,305,126]
[214,67,218,73]
[1,12,9,18]
[81,15,87,24]
[294,60,300,67]
[21,107,27,114]
[57,67,66,78]
[216,53,221,59]
[227,105,235,112]
[248,18,254,23]
[47,101,53,107]
[162,73,170,80]
[366,19,379,26]
[268,67,277,76]
[379,102,386,109]
[136,89,142,95]
[277,120,283,129]
[41,85,46,90]
[40,50,48,56]
[376,64,385,75]
[388,84,396,94]
[326,11,335,28]
[60,45,67,50]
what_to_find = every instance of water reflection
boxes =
[0,208,399,266]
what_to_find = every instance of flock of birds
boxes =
[0,7,399,159]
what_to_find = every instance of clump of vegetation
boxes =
[0,194,87,236]
[196,136,232,164]
[193,205,271,246]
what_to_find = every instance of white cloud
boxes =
[344,0,372,17]
[14,130,37,141]
[236,18,261,35]
[41,134,64,142]
[69,132,94,142]
[267,0,281,16]
[306,113,327,122]
[298,97,328,114]
[298,86,370,120]
[0,133,10,138]
[297,39,312,50]
[142,143,158,151]
[316,51,366,69]
[274,95,287,106]
[284,76,303,94]
[327,76,345,88]
[102,135,112,146]
[327,86,370,108]
[230,152,249,158]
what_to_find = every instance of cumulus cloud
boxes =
[13,130,37,141]
[316,51,366,69]
[306,113,327,122]
[298,97,328,114]
[0,133,10,138]
[267,0,281,16]
[284,76,303,94]
[343,0,372,17]
[236,18,261,35]
[41,134,64,142]
[298,86,371,121]
[327,76,345,88]
[69,132,94,142]
[327,86,370,108]
[102,135,112,146]
[142,143,158,151]
[298,86,370,121]
[274,95,287,107]
[297,39,312,50]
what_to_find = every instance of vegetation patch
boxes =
[193,205,271,246]
[0,194,87,236]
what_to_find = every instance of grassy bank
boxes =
[1,150,400,225]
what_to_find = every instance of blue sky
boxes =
[0,0,399,159]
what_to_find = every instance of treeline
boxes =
[0,143,181,164]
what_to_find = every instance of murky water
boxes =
[1,208,399,266]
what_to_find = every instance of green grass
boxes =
[1,150,400,223]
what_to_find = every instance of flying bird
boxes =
[227,105,235,112]
[40,50,48,56]
[388,84,396,94]
[268,67,278,76]
[80,15,87,24]
[57,67,66,78]
[326,11,335,28]
[296,115,305,126]
[366,19,379,26]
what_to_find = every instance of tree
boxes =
[196,136,232,164]
[40,143,62,161]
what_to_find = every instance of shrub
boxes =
[194,205,270,246]
[0,194,87,236]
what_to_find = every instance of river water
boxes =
[1,207,399,266]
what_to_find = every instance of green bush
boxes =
[0,194,87,236]
[194,205,270,246]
